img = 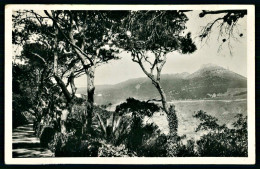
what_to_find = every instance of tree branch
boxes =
[54,75,72,103]
[70,69,77,97]
[199,10,247,18]
[44,10,94,66]
[146,99,162,103]
[30,52,47,65]
[134,51,156,83]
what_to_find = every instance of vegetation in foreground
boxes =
[15,93,247,157]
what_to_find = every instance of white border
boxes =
[5,4,255,165]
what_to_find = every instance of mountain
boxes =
[77,64,247,105]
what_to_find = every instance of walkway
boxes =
[12,124,54,158]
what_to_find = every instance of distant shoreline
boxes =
[168,99,247,103]
[102,99,247,110]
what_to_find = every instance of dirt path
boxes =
[12,124,54,158]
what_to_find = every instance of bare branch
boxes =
[199,10,247,18]
[54,75,72,103]
[146,99,162,103]
[134,51,156,83]
[156,54,166,81]
[30,52,47,65]
[150,57,157,75]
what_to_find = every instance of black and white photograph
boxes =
[5,5,255,164]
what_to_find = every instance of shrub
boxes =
[12,109,29,128]
[94,111,132,146]
[193,110,247,157]
[49,132,101,157]
[39,126,56,147]
[115,97,160,117]
[174,139,197,157]
[98,143,136,157]
[166,134,197,157]
[140,133,168,157]
[95,98,169,157]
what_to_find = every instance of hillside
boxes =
[77,64,247,105]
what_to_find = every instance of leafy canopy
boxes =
[119,10,196,54]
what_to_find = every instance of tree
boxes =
[12,63,39,127]
[115,98,161,152]
[12,10,82,134]
[193,110,247,156]
[196,10,247,53]
[118,10,196,155]
[13,10,129,136]
[43,10,129,135]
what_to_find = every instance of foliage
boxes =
[12,10,248,158]
[138,129,168,157]
[193,110,222,132]
[12,63,37,127]
[113,98,170,156]
[117,11,196,85]
[39,126,56,147]
[94,109,132,146]
[119,117,169,157]
[98,142,136,157]
[43,10,130,133]
[12,10,130,136]
[117,11,197,152]
[92,98,167,156]
[93,105,111,121]
[193,110,247,157]
[199,10,247,41]
[176,139,197,157]
[197,10,247,54]
[100,103,113,109]
[115,97,160,117]
[49,132,101,157]
[119,11,196,53]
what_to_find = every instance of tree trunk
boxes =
[153,81,179,156]
[84,66,95,135]
[153,81,178,136]
[53,23,73,134]
[153,81,169,113]
[134,52,179,156]
[60,108,69,134]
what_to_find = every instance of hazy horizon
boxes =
[75,62,247,88]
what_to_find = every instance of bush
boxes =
[12,109,29,128]
[12,64,35,128]
[39,126,56,147]
[49,132,101,157]
[193,110,247,157]
[166,135,197,157]
[174,139,197,157]
[94,98,169,157]
[98,143,136,157]
[66,117,83,137]
[115,97,160,117]
[140,133,168,157]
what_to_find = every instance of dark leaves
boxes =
[119,10,196,54]
[193,110,248,157]
[180,32,197,54]
[115,97,160,117]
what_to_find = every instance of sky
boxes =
[28,10,248,87]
